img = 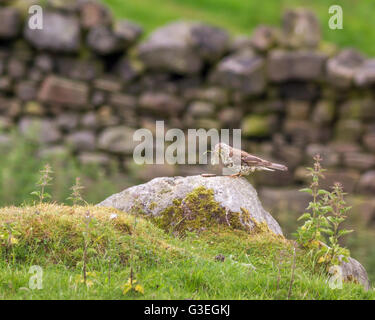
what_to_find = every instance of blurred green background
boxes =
[104,0,375,56]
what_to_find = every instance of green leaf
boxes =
[338,229,354,237]
[318,189,330,196]
[299,188,313,195]
[298,213,311,221]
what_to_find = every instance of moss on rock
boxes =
[153,186,274,237]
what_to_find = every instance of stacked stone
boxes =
[1,2,375,221]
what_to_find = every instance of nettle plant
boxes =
[295,154,353,266]
[31,163,54,204]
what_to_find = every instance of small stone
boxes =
[81,112,99,129]
[19,117,62,144]
[97,106,120,127]
[343,152,375,171]
[363,133,375,152]
[109,93,137,109]
[327,49,365,88]
[218,108,242,128]
[57,57,100,81]
[98,126,137,154]
[357,171,375,195]
[187,101,215,117]
[0,7,21,39]
[93,77,122,92]
[183,87,229,106]
[0,116,11,130]
[267,49,326,82]
[79,0,112,29]
[66,130,96,151]
[57,113,79,131]
[139,92,184,115]
[24,11,81,52]
[114,19,143,46]
[38,75,89,107]
[354,59,375,87]
[138,21,229,74]
[78,152,110,166]
[312,100,335,124]
[281,9,321,48]
[38,145,69,159]
[0,97,21,118]
[15,81,37,101]
[335,120,363,142]
[34,54,54,72]
[250,25,278,51]
[210,50,266,96]
[7,58,26,79]
[87,26,123,55]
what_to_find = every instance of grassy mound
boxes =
[0,204,373,299]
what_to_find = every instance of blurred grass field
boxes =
[103,0,375,56]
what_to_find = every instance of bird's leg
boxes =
[229,172,242,178]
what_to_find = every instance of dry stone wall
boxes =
[1,1,375,220]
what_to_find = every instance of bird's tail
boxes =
[267,162,288,171]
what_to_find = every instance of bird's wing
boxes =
[241,152,272,167]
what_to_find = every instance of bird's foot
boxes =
[229,172,242,178]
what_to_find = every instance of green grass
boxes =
[103,0,375,56]
[0,204,373,299]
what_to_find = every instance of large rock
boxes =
[98,175,283,235]
[38,75,89,107]
[210,50,266,95]
[0,7,21,39]
[24,12,81,52]
[138,21,229,74]
[267,49,326,82]
[331,257,371,291]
